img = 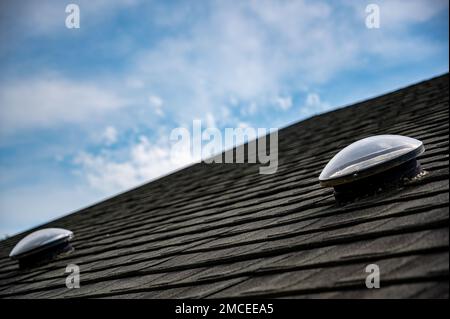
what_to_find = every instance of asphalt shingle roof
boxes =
[0,73,448,299]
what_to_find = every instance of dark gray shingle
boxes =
[0,74,448,299]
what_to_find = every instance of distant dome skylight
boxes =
[9,228,74,268]
[319,135,425,202]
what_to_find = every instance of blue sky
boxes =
[0,0,448,238]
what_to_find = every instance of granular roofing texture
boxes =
[0,74,448,299]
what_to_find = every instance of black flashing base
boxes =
[333,158,422,204]
[18,241,74,269]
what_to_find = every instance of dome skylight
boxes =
[319,135,425,187]
[9,228,74,268]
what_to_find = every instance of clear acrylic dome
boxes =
[9,228,73,259]
[319,135,424,186]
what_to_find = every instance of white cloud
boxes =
[306,93,321,107]
[2,0,445,137]
[101,126,118,145]
[148,95,163,108]
[300,93,331,118]
[125,78,145,89]
[134,1,334,123]
[148,94,164,116]
[129,0,444,127]
[205,112,216,128]
[275,96,293,110]
[74,136,194,194]
[0,77,128,135]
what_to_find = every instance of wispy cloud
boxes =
[101,126,118,145]
[148,95,164,117]
[300,93,331,118]
[74,135,193,194]
[0,76,128,136]
[124,0,447,127]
